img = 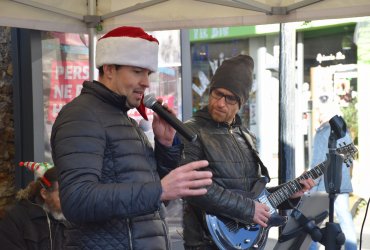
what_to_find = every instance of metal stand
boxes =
[277,115,348,250]
[319,115,347,250]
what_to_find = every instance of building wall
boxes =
[0,27,16,217]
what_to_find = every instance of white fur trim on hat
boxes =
[96,36,159,72]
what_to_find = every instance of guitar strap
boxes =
[240,128,271,182]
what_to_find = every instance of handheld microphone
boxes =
[143,94,197,142]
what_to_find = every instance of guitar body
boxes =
[205,214,261,250]
[205,179,288,250]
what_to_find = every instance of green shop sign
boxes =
[189,25,280,42]
[189,18,369,43]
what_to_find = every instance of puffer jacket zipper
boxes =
[161,218,171,250]
[126,218,133,250]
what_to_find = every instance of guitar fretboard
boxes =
[268,162,326,207]
[267,143,356,208]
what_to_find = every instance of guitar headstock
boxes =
[336,141,358,168]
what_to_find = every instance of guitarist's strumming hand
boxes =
[253,201,271,228]
[290,178,316,199]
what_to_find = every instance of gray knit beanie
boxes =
[209,54,254,105]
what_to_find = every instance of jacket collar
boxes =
[194,107,242,128]
[19,199,47,220]
[81,80,131,113]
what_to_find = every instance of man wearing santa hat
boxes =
[51,26,212,249]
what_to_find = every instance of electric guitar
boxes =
[205,141,357,250]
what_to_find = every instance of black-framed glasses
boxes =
[210,89,240,105]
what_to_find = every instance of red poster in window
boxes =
[48,60,89,122]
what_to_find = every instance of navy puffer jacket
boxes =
[51,81,180,250]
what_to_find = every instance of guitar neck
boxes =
[267,161,326,208]
[266,142,355,208]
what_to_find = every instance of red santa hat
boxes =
[95,26,159,72]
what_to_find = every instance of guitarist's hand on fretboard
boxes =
[253,201,271,227]
[290,178,316,199]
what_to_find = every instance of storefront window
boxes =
[190,38,255,140]
[302,22,358,137]
[191,40,249,114]
[189,25,281,183]
[189,25,281,136]
[41,31,89,162]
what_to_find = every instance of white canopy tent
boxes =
[1,0,370,33]
[2,0,370,76]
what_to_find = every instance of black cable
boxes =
[359,197,370,250]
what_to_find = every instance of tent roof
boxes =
[1,0,370,33]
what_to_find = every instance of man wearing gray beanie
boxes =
[209,54,253,107]
[174,54,315,249]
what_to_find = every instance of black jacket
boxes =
[0,199,67,250]
[51,81,181,250]
[173,107,299,248]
